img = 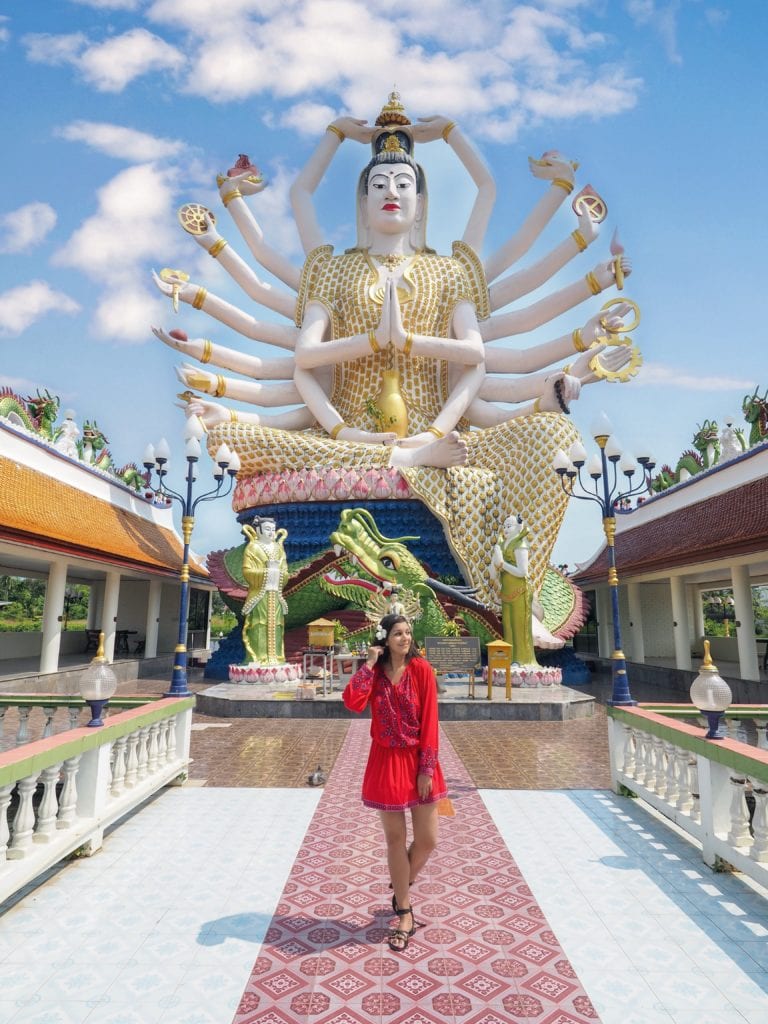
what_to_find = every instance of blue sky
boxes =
[1,0,765,571]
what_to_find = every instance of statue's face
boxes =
[259,520,276,540]
[503,514,523,539]
[366,163,420,236]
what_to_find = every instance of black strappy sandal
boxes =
[390,881,412,914]
[387,906,416,953]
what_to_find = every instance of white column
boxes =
[205,590,213,650]
[88,581,104,629]
[40,560,68,674]
[732,563,759,681]
[144,579,162,658]
[670,575,691,671]
[693,588,705,645]
[627,582,645,664]
[596,588,613,658]
[101,571,121,663]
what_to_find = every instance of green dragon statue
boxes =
[78,420,112,470]
[0,387,60,438]
[652,418,720,492]
[324,507,486,644]
[743,387,768,448]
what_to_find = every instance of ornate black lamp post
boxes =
[143,418,240,697]
[553,412,655,706]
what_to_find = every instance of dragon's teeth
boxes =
[333,544,342,556]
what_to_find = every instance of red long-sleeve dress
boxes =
[343,656,447,811]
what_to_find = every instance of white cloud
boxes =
[93,283,169,343]
[0,281,80,336]
[0,203,57,253]
[636,364,756,392]
[72,1,142,9]
[626,0,683,64]
[24,28,184,92]
[154,0,642,140]
[54,163,179,276]
[57,120,185,162]
[78,28,185,91]
[23,32,88,65]
[52,163,185,342]
[278,102,338,137]
[23,2,646,140]
[0,15,9,45]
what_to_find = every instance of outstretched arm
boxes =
[468,343,634,427]
[484,303,634,374]
[290,117,374,254]
[489,206,599,311]
[175,365,301,407]
[152,270,299,351]
[153,327,295,380]
[481,256,631,341]
[483,152,578,283]
[217,172,302,291]
[186,213,296,319]
[412,116,496,253]
[181,396,313,432]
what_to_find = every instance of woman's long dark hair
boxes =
[376,614,420,666]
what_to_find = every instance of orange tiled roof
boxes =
[573,476,768,585]
[0,456,207,578]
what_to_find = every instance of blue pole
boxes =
[596,442,636,706]
[166,460,196,698]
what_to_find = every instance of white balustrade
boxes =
[8,774,41,858]
[34,765,62,843]
[608,707,768,892]
[662,741,679,805]
[727,776,752,847]
[674,750,694,815]
[0,784,13,863]
[0,698,193,904]
[15,707,31,746]
[124,734,139,789]
[57,756,81,829]
[749,777,768,862]
[110,736,128,798]
[42,707,56,739]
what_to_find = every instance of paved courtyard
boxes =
[1,681,767,1024]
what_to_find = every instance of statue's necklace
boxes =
[370,252,409,271]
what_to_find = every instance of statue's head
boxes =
[355,93,431,251]
[502,513,525,540]
[251,516,276,540]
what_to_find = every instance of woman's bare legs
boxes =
[380,811,411,913]
[409,803,439,881]
[379,802,439,932]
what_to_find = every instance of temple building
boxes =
[573,440,768,683]
[0,415,214,679]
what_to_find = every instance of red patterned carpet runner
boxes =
[233,720,599,1024]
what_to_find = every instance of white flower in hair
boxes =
[375,625,387,641]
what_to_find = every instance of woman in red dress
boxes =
[343,613,447,952]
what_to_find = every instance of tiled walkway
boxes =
[1,710,767,1023]
[232,721,598,1024]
